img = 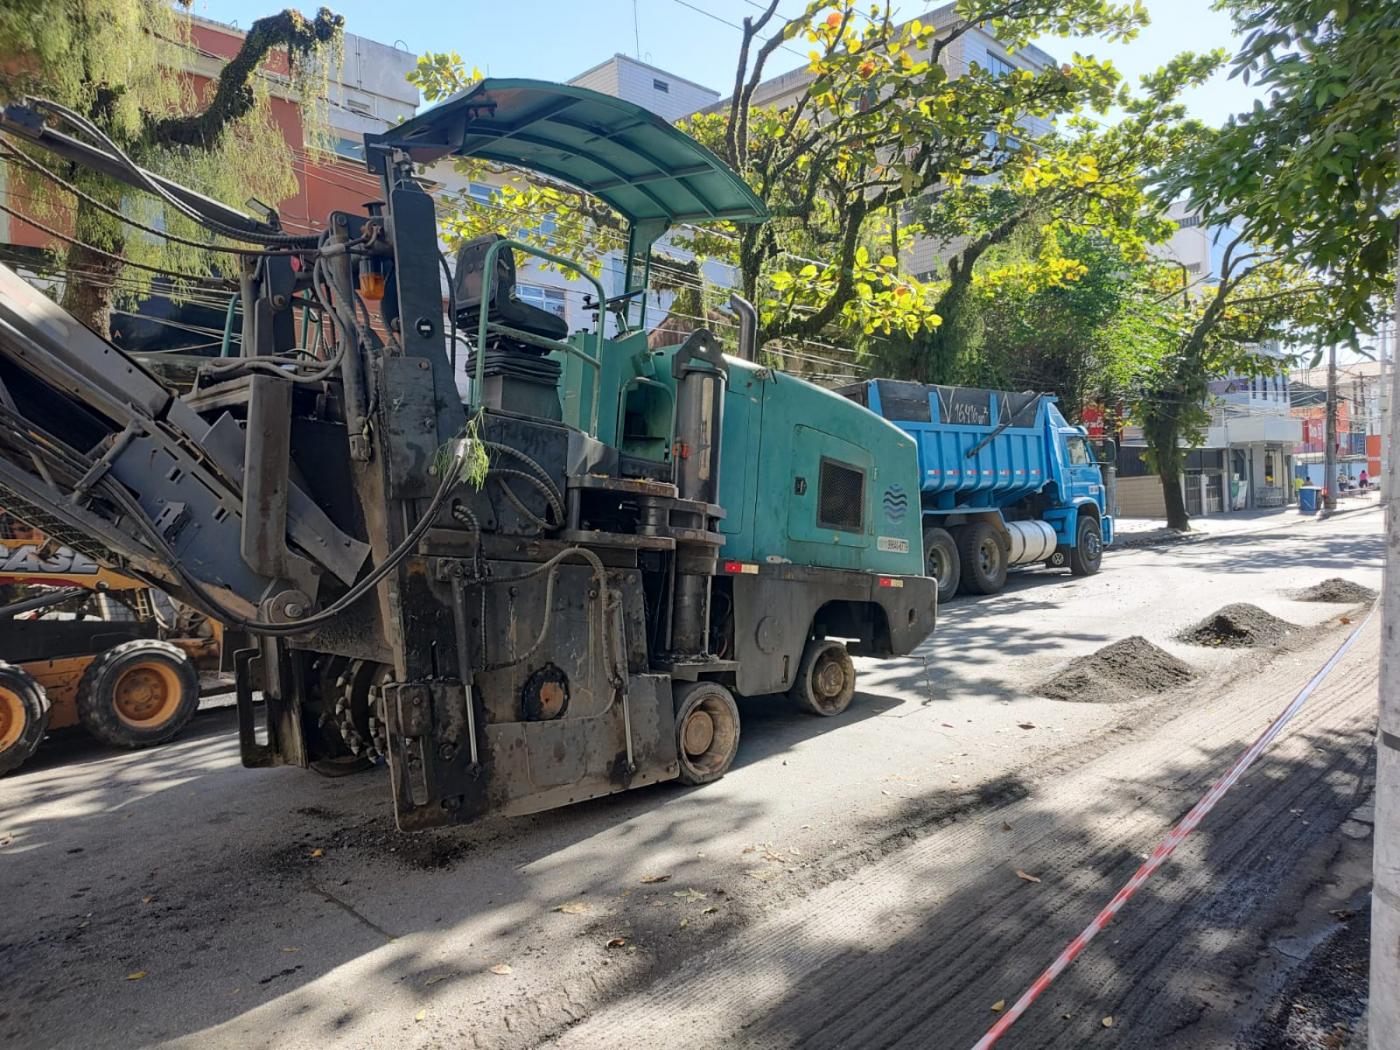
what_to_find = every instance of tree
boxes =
[683,0,1142,348]
[1175,0,1397,338]
[1124,235,1332,531]
[0,1,342,336]
[416,0,1146,356]
[950,225,1152,417]
[886,49,1223,382]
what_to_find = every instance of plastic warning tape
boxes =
[971,610,1375,1050]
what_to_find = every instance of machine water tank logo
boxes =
[882,483,908,523]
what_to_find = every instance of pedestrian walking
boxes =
[1360,469,1369,489]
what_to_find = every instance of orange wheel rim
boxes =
[0,687,25,752]
[112,662,182,727]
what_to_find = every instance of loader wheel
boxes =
[956,521,1008,595]
[923,526,960,604]
[789,638,856,717]
[673,681,741,786]
[76,640,199,749]
[0,662,50,775]
[1070,516,1104,576]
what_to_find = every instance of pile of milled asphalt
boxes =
[1037,636,1198,704]
[1296,578,1378,604]
[1182,603,1295,648]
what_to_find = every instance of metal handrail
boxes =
[474,239,607,436]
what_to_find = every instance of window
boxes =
[514,283,567,319]
[344,94,373,117]
[817,458,865,532]
[653,78,670,93]
[1066,437,1093,466]
[467,182,497,205]
[1185,261,1204,274]
[1176,214,1202,229]
[984,53,1016,78]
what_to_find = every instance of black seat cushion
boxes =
[454,234,569,342]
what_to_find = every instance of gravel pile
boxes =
[1296,578,1378,604]
[1182,603,1295,648]
[1037,636,1197,704]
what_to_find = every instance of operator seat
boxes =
[454,234,567,421]
[453,234,568,344]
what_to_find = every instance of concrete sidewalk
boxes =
[1116,489,1382,549]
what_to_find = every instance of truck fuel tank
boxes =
[1005,519,1057,565]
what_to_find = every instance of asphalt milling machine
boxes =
[0,79,936,829]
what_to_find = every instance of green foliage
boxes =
[1175,0,1399,336]
[418,0,1150,355]
[708,0,1147,348]
[0,2,343,332]
[958,227,1154,417]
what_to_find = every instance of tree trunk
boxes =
[60,196,125,338]
[1160,464,1190,532]
[59,241,121,338]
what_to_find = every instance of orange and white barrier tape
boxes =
[971,610,1374,1049]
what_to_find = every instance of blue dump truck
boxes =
[839,380,1115,601]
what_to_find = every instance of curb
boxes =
[1116,499,1381,552]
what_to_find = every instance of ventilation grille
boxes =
[818,459,865,532]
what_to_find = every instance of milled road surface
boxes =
[0,508,1382,1050]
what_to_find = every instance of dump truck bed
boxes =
[838,380,1063,509]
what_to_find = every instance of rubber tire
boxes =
[0,662,50,775]
[76,640,200,749]
[788,638,856,717]
[923,526,960,604]
[956,521,1009,595]
[673,680,741,786]
[1070,515,1104,576]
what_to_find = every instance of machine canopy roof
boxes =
[365,78,768,229]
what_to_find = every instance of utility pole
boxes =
[1323,342,1339,515]
[1371,137,1400,1048]
[1382,316,1392,498]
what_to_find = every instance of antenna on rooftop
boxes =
[633,0,641,59]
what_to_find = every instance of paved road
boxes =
[0,509,1382,1049]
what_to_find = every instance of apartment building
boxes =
[568,54,720,123]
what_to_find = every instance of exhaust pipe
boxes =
[728,293,758,362]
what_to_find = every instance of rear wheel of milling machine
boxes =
[788,638,856,717]
[673,680,741,785]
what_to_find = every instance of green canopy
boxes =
[365,78,768,229]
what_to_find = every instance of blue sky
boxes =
[190,0,1263,128]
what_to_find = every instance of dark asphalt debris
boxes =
[1181,603,1295,648]
[1036,636,1197,703]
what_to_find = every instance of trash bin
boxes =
[1298,486,1319,514]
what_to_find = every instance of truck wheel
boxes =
[923,526,960,603]
[673,681,741,786]
[789,639,856,717]
[76,640,200,749]
[1070,516,1104,576]
[957,521,1008,595]
[0,662,50,775]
